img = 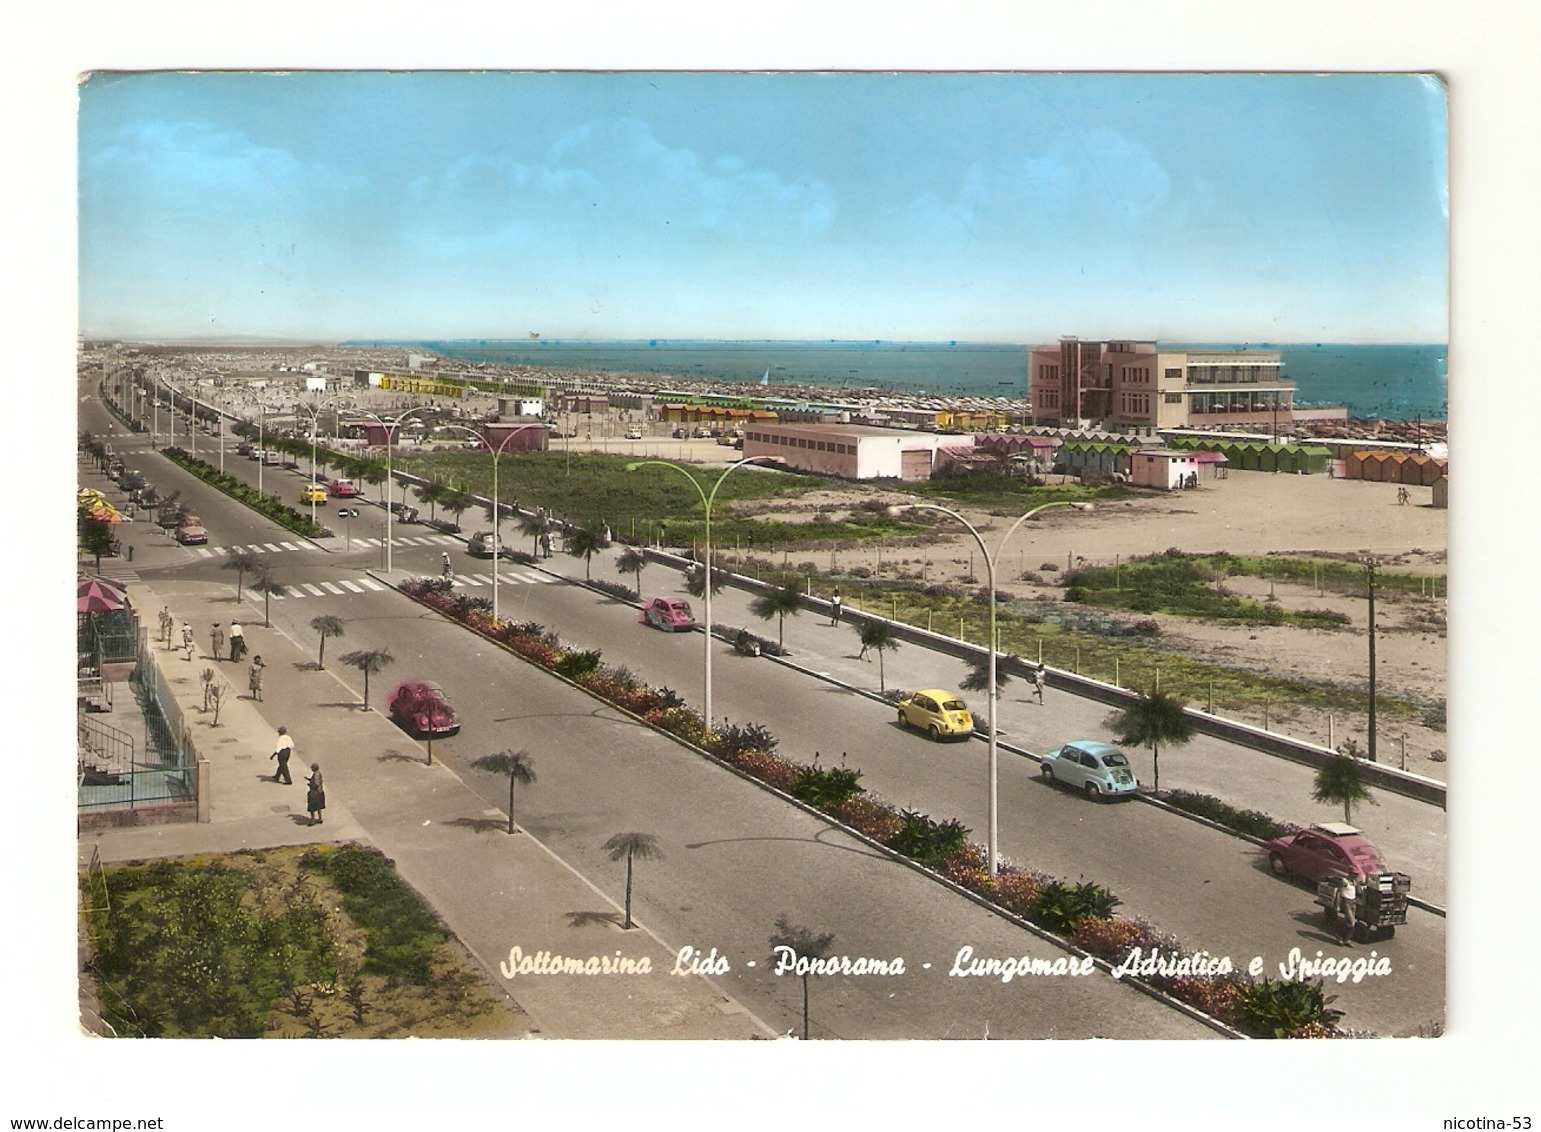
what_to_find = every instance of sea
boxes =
[372,340,1448,421]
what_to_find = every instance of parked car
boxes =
[671,427,688,439]
[327,478,359,498]
[262,450,282,466]
[895,689,974,740]
[388,680,461,738]
[1038,740,1139,800]
[1264,823,1386,884]
[246,447,263,461]
[174,514,208,545]
[639,596,696,632]
[467,531,501,558]
[300,484,327,504]
[624,426,643,440]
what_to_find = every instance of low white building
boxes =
[742,424,967,481]
[1130,448,1205,491]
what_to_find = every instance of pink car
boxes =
[388,680,461,738]
[640,597,695,632]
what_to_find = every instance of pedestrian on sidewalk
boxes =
[248,655,266,701]
[270,725,294,784]
[1031,664,1046,704]
[229,621,246,662]
[181,622,195,661]
[305,763,326,825]
[210,623,225,662]
[830,588,842,625]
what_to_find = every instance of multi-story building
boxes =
[1028,337,1294,433]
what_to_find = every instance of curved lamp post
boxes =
[352,407,433,573]
[295,397,339,527]
[434,422,548,622]
[901,499,1093,875]
[626,456,777,732]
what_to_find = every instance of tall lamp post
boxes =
[296,397,338,527]
[354,408,432,574]
[900,499,1093,875]
[626,456,777,732]
[435,422,547,623]
[1364,556,1379,763]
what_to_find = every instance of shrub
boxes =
[1163,790,1293,841]
[790,766,864,812]
[1029,881,1120,935]
[837,795,903,843]
[1165,978,1248,1027]
[590,579,638,602]
[1132,618,1162,636]
[888,810,970,869]
[1070,917,1148,962]
[989,870,1043,918]
[1065,586,1087,603]
[1239,978,1342,1039]
[713,721,779,758]
[725,749,800,793]
[553,649,602,680]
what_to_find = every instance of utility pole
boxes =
[1366,558,1378,763]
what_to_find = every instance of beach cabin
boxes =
[1131,448,1203,491]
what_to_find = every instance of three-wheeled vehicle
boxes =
[1315,871,1411,942]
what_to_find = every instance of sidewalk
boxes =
[78,576,775,1040]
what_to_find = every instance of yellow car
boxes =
[896,689,974,741]
[300,484,327,504]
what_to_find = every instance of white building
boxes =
[742,423,968,481]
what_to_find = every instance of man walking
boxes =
[270,725,294,784]
[181,622,195,661]
[1031,663,1046,704]
[228,621,245,662]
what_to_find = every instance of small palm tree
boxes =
[309,614,346,669]
[249,567,286,628]
[769,915,836,1040]
[471,750,537,834]
[339,647,395,710]
[960,654,1016,698]
[440,487,472,532]
[519,510,551,557]
[415,481,446,522]
[857,620,900,692]
[566,523,606,580]
[601,832,662,929]
[750,581,803,652]
[1313,752,1375,823]
[1108,688,1196,795]
[685,558,728,598]
[616,546,648,594]
[223,549,260,600]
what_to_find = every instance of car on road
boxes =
[639,597,696,632]
[1264,822,1386,884]
[895,689,974,740]
[174,514,208,546]
[1038,740,1139,800]
[624,427,643,440]
[388,680,461,739]
[300,484,327,504]
[467,531,511,558]
[327,478,359,498]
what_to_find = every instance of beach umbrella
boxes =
[78,576,127,614]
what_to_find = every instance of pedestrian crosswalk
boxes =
[243,569,559,602]
[195,534,464,558]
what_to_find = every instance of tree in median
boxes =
[960,653,1017,711]
[309,615,346,670]
[1107,688,1195,795]
[223,548,260,600]
[769,914,836,1040]
[414,481,446,523]
[857,620,900,692]
[440,487,472,532]
[518,510,550,557]
[1313,751,1375,824]
[470,750,537,835]
[750,581,803,652]
[684,557,728,598]
[601,832,662,930]
[339,647,395,711]
[616,546,648,595]
[566,523,606,580]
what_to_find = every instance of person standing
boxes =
[1334,876,1359,947]
[248,655,265,702]
[210,623,225,663]
[305,763,326,825]
[1032,664,1046,704]
[181,622,195,661]
[830,588,842,626]
[228,621,245,662]
[270,725,294,784]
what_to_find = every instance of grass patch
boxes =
[1064,556,1351,627]
[83,846,518,1039]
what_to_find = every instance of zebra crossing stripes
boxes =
[197,541,319,557]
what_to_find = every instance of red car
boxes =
[388,680,460,738]
[1264,822,1386,883]
[327,478,360,498]
[639,596,695,632]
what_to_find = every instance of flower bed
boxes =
[162,448,328,538]
[396,576,1346,1038]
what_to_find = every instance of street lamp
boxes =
[626,456,777,733]
[296,397,338,527]
[900,499,1093,875]
[435,422,548,623]
[353,407,432,574]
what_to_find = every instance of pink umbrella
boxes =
[77,576,127,614]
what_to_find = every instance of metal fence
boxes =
[78,640,198,812]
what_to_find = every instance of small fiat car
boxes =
[1264,823,1386,884]
[388,680,461,739]
[300,484,327,504]
[639,597,696,632]
[895,690,974,740]
[1039,740,1139,800]
[326,478,359,498]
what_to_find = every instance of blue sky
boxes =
[78,71,1448,344]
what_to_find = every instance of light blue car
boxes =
[1039,741,1139,801]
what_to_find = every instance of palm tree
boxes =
[769,915,836,1040]
[440,487,472,532]
[601,832,662,929]
[339,647,395,710]
[470,750,537,834]
[750,581,803,652]
[361,463,387,499]
[223,548,260,600]
[1108,689,1196,795]
[566,523,606,580]
[414,481,446,522]
[309,614,345,669]
[519,510,551,557]
[249,567,286,628]
[857,620,900,692]
[684,558,728,598]
[1313,752,1375,823]
[616,546,648,595]
[960,654,1016,698]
